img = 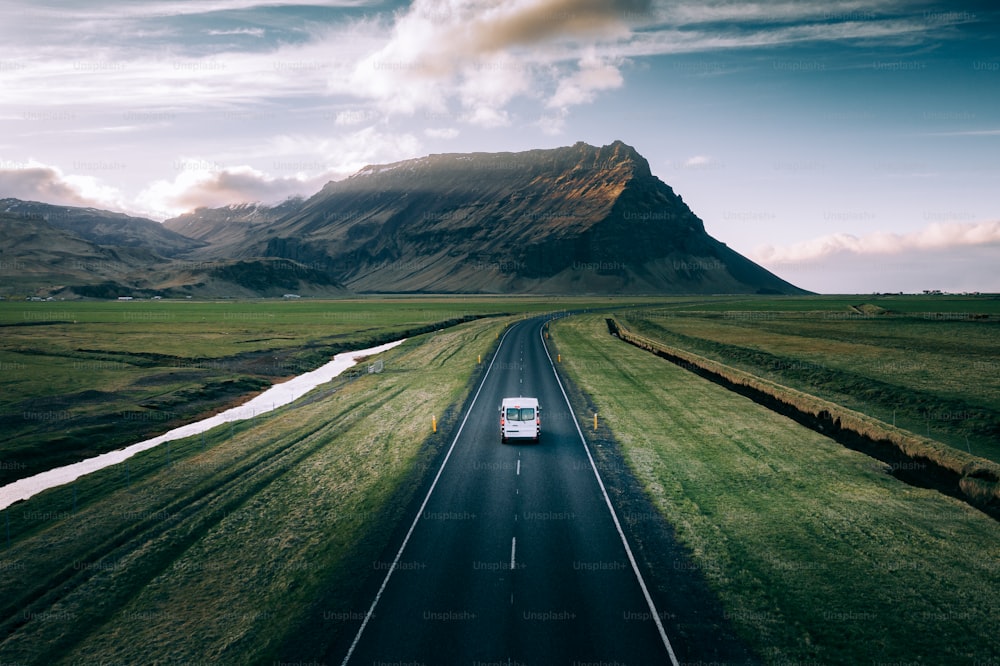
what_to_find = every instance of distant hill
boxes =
[1,198,203,257]
[163,199,303,248]
[166,141,806,295]
[0,201,347,298]
[3,141,806,297]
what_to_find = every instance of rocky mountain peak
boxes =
[169,140,803,295]
[6,141,806,297]
[568,140,650,176]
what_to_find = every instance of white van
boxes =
[500,397,540,443]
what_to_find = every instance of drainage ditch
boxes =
[606,318,1000,522]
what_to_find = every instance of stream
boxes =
[0,338,406,511]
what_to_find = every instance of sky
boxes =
[0,0,997,294]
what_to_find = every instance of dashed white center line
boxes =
[510,537,517,570]
[516,459,521,475]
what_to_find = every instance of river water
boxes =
[0,339,406,511]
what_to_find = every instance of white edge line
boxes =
[539,317,681,666]
[340,323,517,666]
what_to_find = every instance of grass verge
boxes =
[549,314,1000,665]
[0,316,506,664]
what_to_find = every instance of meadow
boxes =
[0,297,577,484]
[549,312,1000,665]
[618,294,1000,463]
[0,316,507,663]
[1,293,997,664]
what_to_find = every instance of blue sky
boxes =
[0,0,997,293]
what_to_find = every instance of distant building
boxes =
[118,296,134,301]
[283,293,301,299]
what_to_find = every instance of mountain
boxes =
[1,198,203,257]
[0,201,347,298]
[166,141,806,295]
[0,203,186,297]
[3,141,805,297]
[163,199,303,248]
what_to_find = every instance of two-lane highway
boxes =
[338,317,678,665]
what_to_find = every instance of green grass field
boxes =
[0,297,593,484]
[549,313,1000,665]
[618,295,1000,464]
[0,316,506,663]
[2,294,997,664]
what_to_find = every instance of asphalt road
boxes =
[337,316,679,665]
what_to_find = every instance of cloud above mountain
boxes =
[136,166,318,215]
[753,221,1000,264]
[0,163,127,211]
[345,0,645,121]
[752,221,1000,293]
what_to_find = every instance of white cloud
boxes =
[752,221,1000,264]
[609,13,944,61]
[134,165,321,219]
[206,28,266,37]
[684,155,713,168]
[0,0,958,132]
[334,109,383,126]
[134,127,423,218]
[0,25,360,112]
[662,1,878,25]
[536,109,569,134]
[0,161,129,212]
[458,57,534,127]
[346,0,643,119]
[424,127,460,139]
[462,107,513,128]
[2,0,373,27]
[766,244,1000,295]
[547,53,624,109]
[750,220,1000,294]
[326,0,963,127]
[1,124,424,220]
[264,127,423,177]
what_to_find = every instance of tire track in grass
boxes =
[0,413,330,634]
[0,385,404,663]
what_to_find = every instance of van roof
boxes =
[501,396,538,407]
